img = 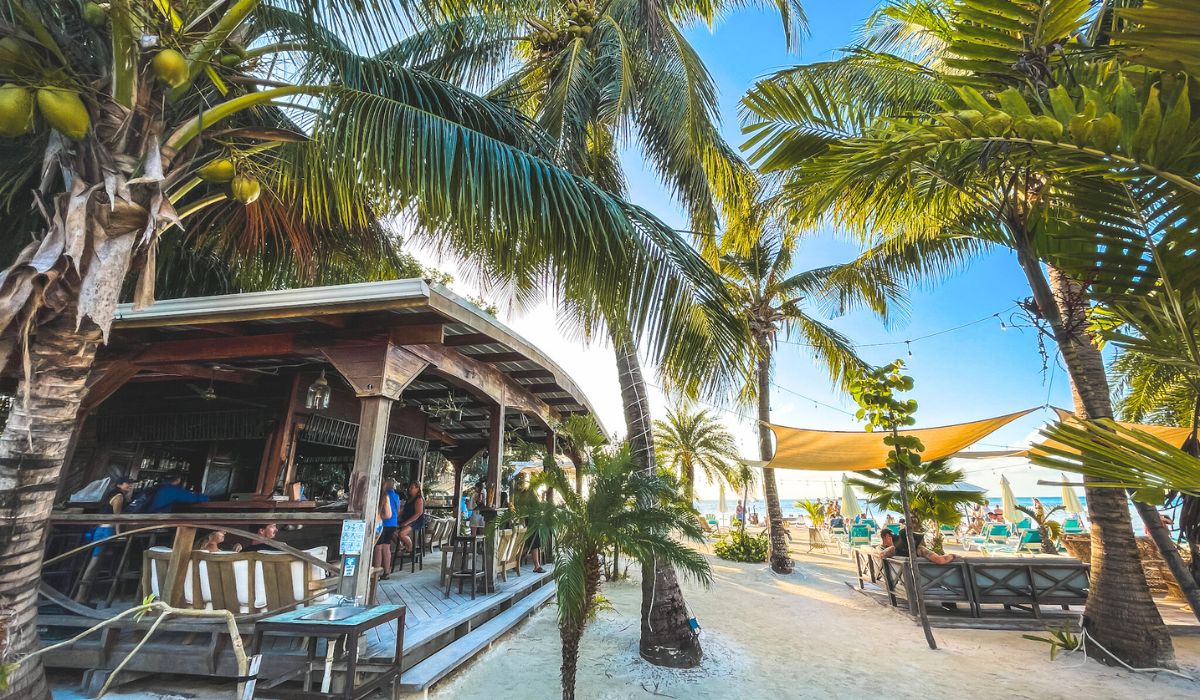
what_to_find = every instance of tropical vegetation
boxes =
[1017,502,1066,555]
[500,447,711,700]
[0,1,758,694]
[653,405,740,501]
[718,224,900,574]
[713,528,769,563]
[849,458,986,553]
[741,0,1200,668]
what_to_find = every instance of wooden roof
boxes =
[99,280,600,443]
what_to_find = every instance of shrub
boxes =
[713,529,769,563]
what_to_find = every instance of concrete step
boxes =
[397,580,556,693]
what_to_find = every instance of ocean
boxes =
[693,495,1165,532]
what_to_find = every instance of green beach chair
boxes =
[848,525,871,548]
[886,523,901,536]
[939,523,962,546]
[964,523,1010,551]
[1062,518,1085,535]
[985,530,1042,555]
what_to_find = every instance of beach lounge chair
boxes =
[886,523,901,536]
[806,527,833,553]
[963,524,1009,551]
[1062,518,1085,535]
[860,518,878,533]
[985,530,1043,556]
[939,523,962,546]
[848,525,872,548]
[1012,518,1033,536]
[704,513,720,532]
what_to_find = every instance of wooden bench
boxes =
[853,547,1089,619]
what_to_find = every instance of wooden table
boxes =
[190,499,317,511]
[252,603,406,699]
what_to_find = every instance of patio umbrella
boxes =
[841,477,863,519]
[1061,473,1084,516]
[1000,475,1020,524]
[718,483,727,518]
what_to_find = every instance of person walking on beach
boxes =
[735,500,746,528]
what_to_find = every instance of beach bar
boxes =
[33,279,596,695]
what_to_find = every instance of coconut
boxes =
[83,2,107,27]
[219,53,242,68]
[151,49,189,89]
[230,174,261,204]
[0,84,35,137]
[37,87,89,140]
[198,158,236,183]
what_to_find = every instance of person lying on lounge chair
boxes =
[879,529,958,564]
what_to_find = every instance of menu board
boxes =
[339,519,366,555]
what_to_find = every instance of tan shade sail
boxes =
[766,408,1037,471]
[1028,407,1196,456]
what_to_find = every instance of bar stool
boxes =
[444,534,487,599]
[392,526,424,574]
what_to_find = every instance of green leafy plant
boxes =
[713,529,770,563]
[796,499,827,528]
[1016,503,1066,555]
[850,458,985,553]
[1023,624,1081,661]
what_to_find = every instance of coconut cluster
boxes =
[529,2,599,53]
[0,8,263,205]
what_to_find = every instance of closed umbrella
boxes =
[1061,473,1084,517]
[841,477,863,519]
[1000,474,1020,524]
[718,482,727,522]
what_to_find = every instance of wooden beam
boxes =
[508,369,555,380]
[80,361,140,413]
[544,397,581,406]
[487,406,505,508]
[387,324,444,345]
[308,315,347,329]
[442,333,492,347]
[342,397,393,601]
[526,383,563,394]
[133,332,304,364]
[321,343,428,399]
[138,363,260,385]
[462,351,526,364]
[256,374,302,496]
[405,344,560,428]
[161,526,197,607]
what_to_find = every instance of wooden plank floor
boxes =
[362,560,553,659]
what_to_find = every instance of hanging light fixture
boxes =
[306,369,331,410]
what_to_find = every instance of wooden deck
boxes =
[38,559,556,695]
[363,561,554,660]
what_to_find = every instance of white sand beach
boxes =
[48,544,1200,699]
[432,546,1200,700]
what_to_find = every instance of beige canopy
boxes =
[1028,407,1196,456]
[765,408,1036,471]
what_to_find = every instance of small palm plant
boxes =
[499,446,711,700]
[796,499,826,528]
[1017,504,1066,556]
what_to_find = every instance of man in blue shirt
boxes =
[374,478,401,577]
[148,474,210,513]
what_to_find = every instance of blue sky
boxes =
[417,2,1080,500]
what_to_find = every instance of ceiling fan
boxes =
[164,369,266,408]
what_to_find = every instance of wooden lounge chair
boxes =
[883,556,974,615]
[193,550,254,614]
[254,546,330,612]
[140,546,199,608]
[497,527,526,582]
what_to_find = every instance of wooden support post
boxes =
[342,396,393,602]
[487,406,505,507]
[544,429,556,503]
[161,526,197,607]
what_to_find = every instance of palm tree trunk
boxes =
[0,305,104,700]
[612,332,702,668]
[1017,253,1175,668]
[559,621,583,700]
[572,455,584,496]
[756,350,793,574]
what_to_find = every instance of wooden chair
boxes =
[140,546,199,608]
[254,546,330,612]
[500,527,526,581]
[193,550,255,614]
[394,526,425,573]
[494,529,515,582]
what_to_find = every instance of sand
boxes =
[431,546,1200,700]
[48,546,1200,699]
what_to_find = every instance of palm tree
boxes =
[719,226,899,574]
[556,413,607,495]
[1017,503,1066,556]
[499,446,711,700]
[653,406,740,502]
[0,3,748,696]
[849,458,986,552]
[740,0,1190,667]
[390,1,807,667]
